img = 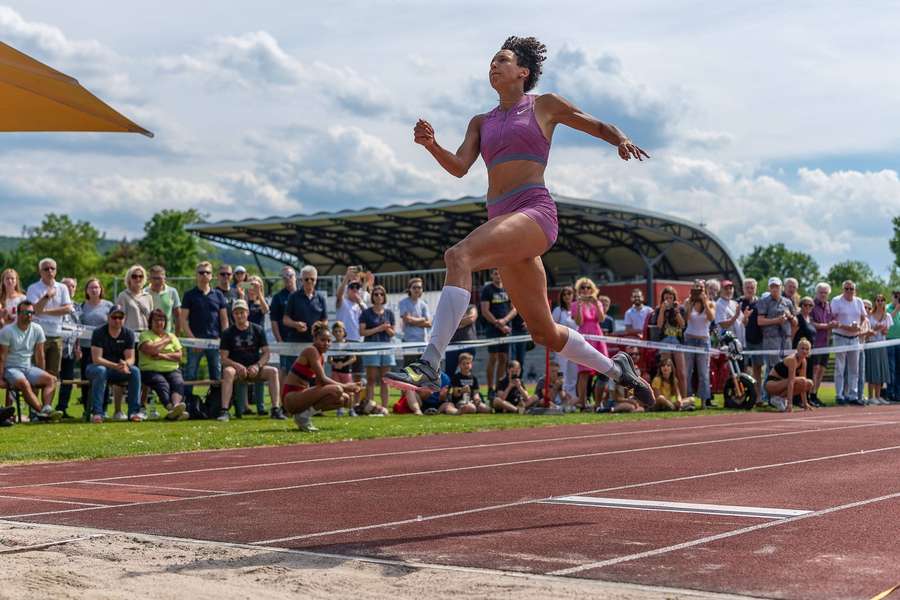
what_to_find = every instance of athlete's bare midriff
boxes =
[486,161,546,198]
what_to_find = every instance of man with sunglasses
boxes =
[180,261,229,402]
[283,265,328,345]
[0,300,62,422]
[269,266,298,376]
[145,265,181,334]
[830,280,867,405]
[25,258,73,383]
[86,306,142,423]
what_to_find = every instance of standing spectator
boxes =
[399,277,432,366]
[508,308,529,376]
[445,301,478,377]
[448,352,489,414]
[328,321,359,415]
[283,265,328,344]
[551,286,579,400]
[705,279,721,304]
[359,285,396,412]
[269,266,298,376]
[145,265,181,334]
[335,268,366,392]
[830,280,867,405]
[116,265,153,333]
[26,258,72,383]
[0,300,61,421]
[793,297,817,349]
[138,309,187,420]
[480,269,514,402]
[623,289,653,337]
[655,286,687,396]
[0,268,26,325]
[86,307,142,423]
[232,266,249,296]
[56,277,81,418]
[755,277,797,402]
[783,278,801,314]
[857,300,872,403]
[215,264,237,325]
[809,283,837,406]
[887,290,900,402]
[683,280,715,408]
[218,300,285,421]
[598,295,615,335]
[180,261,229,401]
[574,277,608,407]
[738,278,764,401]
[715,280,745,342]
[865,294,893,404]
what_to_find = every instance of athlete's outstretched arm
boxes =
[538,93,650,161]
[413,116,482,178]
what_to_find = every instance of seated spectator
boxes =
[116,265,153,333]
[0,268,26,326]
[328,321,360,415]
[359,285,396,412]
[534,360,577,411]
[218,300,285,421]
[764,338,814,412]
[282,322,362,431]
[494,360,537,414]
[139,309,187,420]
[405,371,452,415]
[650,357,695,411]
[0,300,61,421]
[449,352,489,414]
[86,306,142,423]
[597,354,649,414]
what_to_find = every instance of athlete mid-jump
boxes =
[386,36,653,407]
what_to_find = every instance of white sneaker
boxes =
[293,409,318,432]
[112,411,127,422]
[769,396,788,412]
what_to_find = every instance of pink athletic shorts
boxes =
[486,183,558,251]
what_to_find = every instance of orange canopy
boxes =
[0,41,153,137]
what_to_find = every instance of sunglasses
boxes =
[219,272,232,277]
[110,314,124,320]
[41,266,56,272]
[19,310,35,316]
[372,292,385,297]
[303,277,316,282]
[197,270,212,275]
[844,287,855,291]
[131,273,144,279]
[801,303,813,308]
[348,284,362,290]
[410,285,423,290]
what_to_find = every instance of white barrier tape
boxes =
[62,325,900,358]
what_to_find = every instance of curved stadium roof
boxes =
[186,195,743,287]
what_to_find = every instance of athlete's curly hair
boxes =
[501,36,547,92]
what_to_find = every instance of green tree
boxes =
[18,214,103,286]
[739,243,821,292]
[138,209,205,277]
[826,260,886,301]
[890,215,900,269]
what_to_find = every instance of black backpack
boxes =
[187,386,222,420]
[745,306,763,344]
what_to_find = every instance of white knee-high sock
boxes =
[557,329,621,379]
[421,285,471,368]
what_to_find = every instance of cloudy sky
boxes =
[1,1,898,275]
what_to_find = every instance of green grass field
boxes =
[0,386,839,464]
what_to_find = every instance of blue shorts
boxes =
[362,353,397,368]
[4,366,49,387]
[421,393,444,411]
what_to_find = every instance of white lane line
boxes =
[249,437,900,545]
[0,494,106,508]
[542,496,810,519]
[548,491,900,576]
[0,412,860,492]
[0,534,106,554]
[80,481,229,494]
[2,421,889,523]
[0,519,758,600]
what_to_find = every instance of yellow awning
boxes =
[0,41,153,137]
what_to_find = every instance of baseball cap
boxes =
[109,306,125,317]
[721,279,734,288]
[234,265,247,274]
[232,299,249,312]
[768,277,782,287]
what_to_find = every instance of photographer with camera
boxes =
[755,277,797,404]
[654,286,687,397]
[494,360,537,414]
[684,280,716,408]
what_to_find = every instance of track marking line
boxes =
[541,496,810,519]
[2,421,891,522]
[547,491,900,575]
[0,412,867,492]
[0,494,106,508]
[0,519,757,600]
[80,481,229,494]
[249,438,900,545]
[0,534,106,554]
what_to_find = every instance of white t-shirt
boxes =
[25,280,72,337]
[0,322,46,369]
[715,297,745,344]
[830,295,867,337]
[3,295,26,322]
[552,305,577,330]
[869,313,894,342]
[336,299,364,342]
[398,297,431,343]
[623,305,653,334]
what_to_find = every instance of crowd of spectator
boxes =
[2,255,899,428]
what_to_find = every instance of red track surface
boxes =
[1,408,899,599]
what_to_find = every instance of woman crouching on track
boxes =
[764,338,814,412]
[386,36,653,407]
[283,322,361,432]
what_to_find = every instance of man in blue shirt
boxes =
[179,261,229,400]
[283,265,328,345]
[269,266,297,375]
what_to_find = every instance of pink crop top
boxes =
[479,94,551,170]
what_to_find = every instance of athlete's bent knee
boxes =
[531,326,564,352]
[443,244,468,274]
